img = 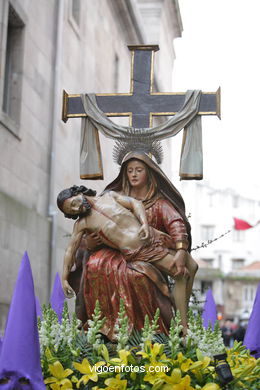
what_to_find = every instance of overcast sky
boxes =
[170,0,260,199]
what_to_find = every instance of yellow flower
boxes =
[171,352,187,368]
[164,368,182,384]
[188,356,212,383]
[171,353,197,380]
[110,349,130,366]
[162,374,195,390]
[44,347,55,362]
[232,360,257,378]
[226,349,258,380]
[189,356,211,371]
[173,354,207,373]
[48,384,73,390]
[201,384,221,390]
[143,362,169,384]
[44,361,73,389]
[73,358,105,388]
[180,358,193,372]
[137,341,164,362]
[99,344,110,362]
[104,374,128,389]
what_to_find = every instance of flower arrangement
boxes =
[38,301,260,390]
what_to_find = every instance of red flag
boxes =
[233,217,253,230]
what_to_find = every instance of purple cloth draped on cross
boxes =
[244,283,260,359]
[50,272,65,322]
[0,252,45,389]
[202,289,218,329]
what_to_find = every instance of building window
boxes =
[218,254,223,269]
[243,285,256,303]
[201,280,213,294]
[201,225,215,241]
[202,258,214,268]
[113,54,119,92]
[72,0,80,25]
[232,258,245,270]
[2,4,25,126]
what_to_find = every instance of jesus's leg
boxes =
[151,252,178,278]
[153,252,189,336]
[185,253,198,305]
[171,276,188,336]
[170,253,198,336]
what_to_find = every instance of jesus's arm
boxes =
[62,221,85,298]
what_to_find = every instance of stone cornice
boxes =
[108,0,146,44]
[108,0,183,45]
[172,0,183,38]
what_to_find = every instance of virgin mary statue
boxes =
[69,151,198,341]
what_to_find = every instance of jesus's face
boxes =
[126,160,149,190]
[62,194,88,216]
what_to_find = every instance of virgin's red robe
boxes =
[81,197,188,340]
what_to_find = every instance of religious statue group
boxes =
[56,46,217,341]
[57,151,198,339]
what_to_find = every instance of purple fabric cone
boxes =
[0,252,45,389]
[0,335,2,357]
[50,272,65,322]
[202,289,217,329]
[244,283,260,358]
[35,296,42,319]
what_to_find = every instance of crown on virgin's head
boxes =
[113,128,163,165]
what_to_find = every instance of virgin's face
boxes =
[126,160,149,189]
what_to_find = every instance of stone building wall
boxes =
[0,0,57,324]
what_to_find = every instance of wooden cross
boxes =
[62,45,220,127]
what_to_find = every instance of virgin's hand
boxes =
[62,280,75,298]
[139,224,150,240]
[85,232,103,250]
